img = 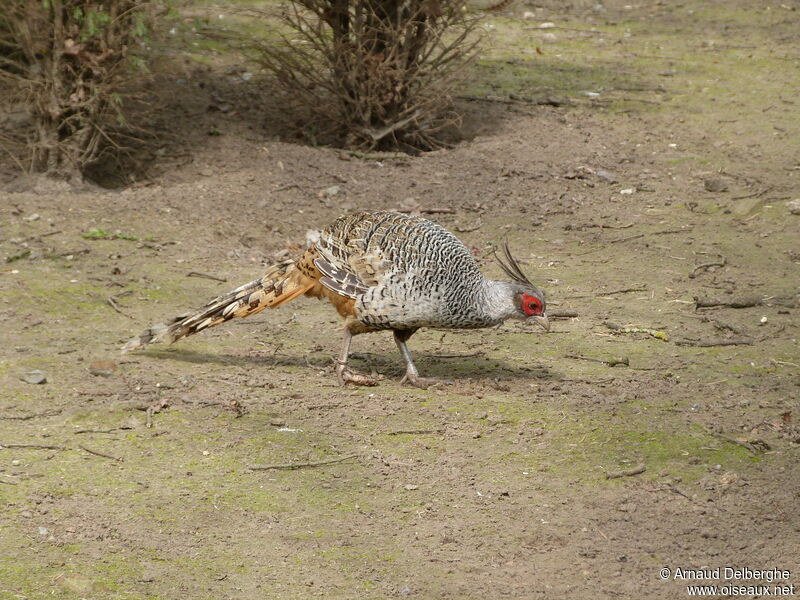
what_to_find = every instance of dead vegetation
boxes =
[249,0,481,150]
[0,0,156,181]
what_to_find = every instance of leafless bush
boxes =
[252,0,481,151]
[0,0,155,181]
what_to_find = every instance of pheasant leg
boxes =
[394,330,452,390]
[336,327,378,386]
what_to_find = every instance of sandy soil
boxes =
[1,0,799,598]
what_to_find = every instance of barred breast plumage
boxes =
[316,212,492,330]
[123,211,549,389]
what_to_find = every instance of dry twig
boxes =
[107,295,133,319]
[694,295,762,309]
[605,464,646,479]
[1,443,66,450]
[0,409,62,421]
[248,454,357,471]
[79,445,123,462]
[689,257,727,279]
[187,272,228,283]
[596,285,647,296]
[565,354,629,367]
[708,431,769,454]
[674,338,753,347]
[387,429,443,435]
[549,309,579,318]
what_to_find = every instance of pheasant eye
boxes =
[521,293,542,316]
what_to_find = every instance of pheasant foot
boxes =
[336,363,379,387]
[399,373,452,390]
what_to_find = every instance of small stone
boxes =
[319,185,340,199]
[202,450,210,456]
[759,316,768,325]
[620,188,635,195]
[595,169,618,183]
[88,360,116,377]
[11,459,21,466]
[38,526,48,536]
[20,510,33,518]
[23,213,41,222]
[703,178,728,193]
[404,484,419,490]
[787,199,800,215]
[471,431,482,439]
[539,22,555,28]
[20,370,46,384]
[270,418,286,427]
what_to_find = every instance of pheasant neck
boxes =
[476,279,518,325]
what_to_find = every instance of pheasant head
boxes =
[495,242,549,331]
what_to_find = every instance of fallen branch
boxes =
[609,233,644,244]
[457,94,566,107]
[25,229,63,241]
[708,431,769,454]
[1,443,66,450]
[660,483,703,506]
[674,337,754,347]
[74,427,132,435]
[343,151,409,160]
[187,271,228,283]
[549,309,579,318]
[694,295,762,309]
[79,445,123,462]
[0,409,62,420]
[596,285,647,296]
[429,351,482,358]
[610,228,692,244]
[702,316,743,334]
[731,187,772,200]
[107,295,133,319]
[605,463,646,479]
[248,454,357,471]
[387,429,443,435]
[565,354,629,367]
[689,257,727,279]
[771,358,800,368]
[757,324,786,342]
[603,322,669,342]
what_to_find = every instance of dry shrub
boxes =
[0,0,156,181]
[253,0,481,151]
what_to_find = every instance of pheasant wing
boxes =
[313,256,369,299]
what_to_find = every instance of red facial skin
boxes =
[521,293,543,316]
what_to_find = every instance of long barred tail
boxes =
[121,259,314,353]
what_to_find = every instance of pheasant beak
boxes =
[529,314,550,332]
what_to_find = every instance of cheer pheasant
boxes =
[123,211,549,388]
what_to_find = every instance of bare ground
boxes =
[1,1,799,598]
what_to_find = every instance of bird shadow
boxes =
[137,347,561,383]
